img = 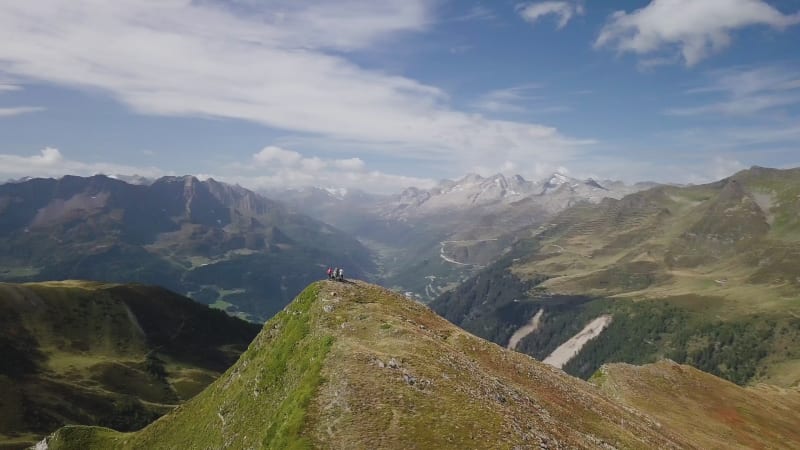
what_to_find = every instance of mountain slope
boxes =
[432,166,800,387]
[0,281,259,449]
[0,175,376,321]
[39,280,800,449]
[592,360,800,449]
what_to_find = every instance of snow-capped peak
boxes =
[548,173,570,185]
[323,187,348,199]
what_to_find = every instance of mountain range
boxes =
[0,175,376,321]
[276,172,653,301]
[433,166,800,388]
[3,166,800,448]
[38,281,800,449]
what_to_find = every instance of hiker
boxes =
[326,267,333,280]
[337,268,344,282]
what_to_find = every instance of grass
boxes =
[47,426,125,450]
[44,279,800,449]
[593,360,800,449]
[46,284,334,449]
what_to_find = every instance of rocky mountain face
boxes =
[432,166,800,388]
[39,280,800,449]
[276,173,652,301]
[0,175,377,321]
[378,172,649,220]
[0,281,259,449]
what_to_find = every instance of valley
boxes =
[278,172,650,302]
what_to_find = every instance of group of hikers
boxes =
[326,266,345,282]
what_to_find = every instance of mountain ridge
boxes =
[0,175,376,321]
[39,280,800,449]
[432,166,800,387]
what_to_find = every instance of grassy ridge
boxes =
[592,360,800,448]
[44,280,800,448]
[46,284,333,449]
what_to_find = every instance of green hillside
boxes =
[40,280,800,449]
[433,167,800,387]
[0,281,259,449]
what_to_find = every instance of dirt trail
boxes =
[543,315,612,369]
[507,309,544,350]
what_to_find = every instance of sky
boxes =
[0,0,799,193]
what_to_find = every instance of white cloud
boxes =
[225,146,433,193]
[473,85,542,113]
[253,146,304,166]
[332,158,366,171]
[0,82,44,117]
[596,0,800,66]
[518,2,585,29]
[0,1,586,172]
[0,83,21,93]
[452,5,496,22]
[0,106,45,118]
[0,148,166,180]
[709,156,747,180]
[473,84,571,115]
[0,146,428,193]
[667,66,800,116]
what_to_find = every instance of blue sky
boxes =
[0,0,799,192]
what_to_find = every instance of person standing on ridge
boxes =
[338,267,344,282]
[326,267,333,280]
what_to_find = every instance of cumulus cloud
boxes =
[332,158,366,171]
[224,146,433,193]
[253,146,304,166]
[518,2,585,29]
[0,148,166,180]
[0,146,428,194]
[667,66,800,116]
[596,0,800,66]
[0,1,587,172]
